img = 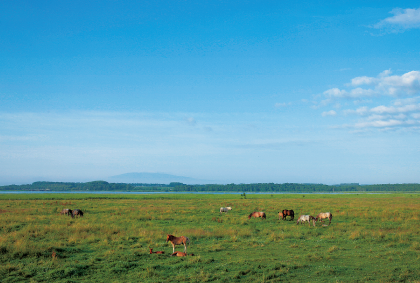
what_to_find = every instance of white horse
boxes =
[220,207,232,213]
[296,215,316,227]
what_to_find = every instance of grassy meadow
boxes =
[1,193,420,282]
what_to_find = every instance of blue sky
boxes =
[1,1,420,185]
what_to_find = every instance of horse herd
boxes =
[59,205,332,256]
[223,207,333,227]
[151,207,333,257]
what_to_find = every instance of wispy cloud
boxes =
[237,139,319,150]
[374,8,420,31]
[275,102,292,108]
[322,110,337,117]
[185,117,197,126]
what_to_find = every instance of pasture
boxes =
[0,193,419,282]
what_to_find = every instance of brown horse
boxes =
[149,248,165,254]
[171,251,195,257]
[60,208,72,216]
[248,211,266,220]
[71,209,84,218]
[278,209,294,221]
[315,212,333,225]
[166,235,190,253]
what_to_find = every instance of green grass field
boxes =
[1,193,419,282]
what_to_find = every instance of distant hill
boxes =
[107,172,210,184]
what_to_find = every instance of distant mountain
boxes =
[107,172,210,184]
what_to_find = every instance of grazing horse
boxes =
[71,209,84,218]
[220,207,232,213]
[166,235,190,253]
[248,211,266,220]
[278,209,294,221]
[60,208,72,216]
[149,248,165,254]
[296,215,316,227]
[315,212,333,225]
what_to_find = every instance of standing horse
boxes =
[166,235,190,253]
[71,209,84,218]
[220,207,232,213]
[315,212,333,225]
[60,208,72,216]
[278,209,294,221]
[296,215,316,227]
[248,212,266,220]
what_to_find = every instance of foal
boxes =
[171,251,195,257]
[149,248,165,254]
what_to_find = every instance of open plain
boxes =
[1,193,419,282]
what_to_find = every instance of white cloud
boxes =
[322,70,420,105]
[351,76,377,86]
[370,104,420,114]
[322,110,337,117]
[323,88,348,98]
[349,88,377,98]
[354,119,404,129]
[374,8,420,30]
[339,97,420,131]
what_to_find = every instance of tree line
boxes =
[1,181,420,192]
